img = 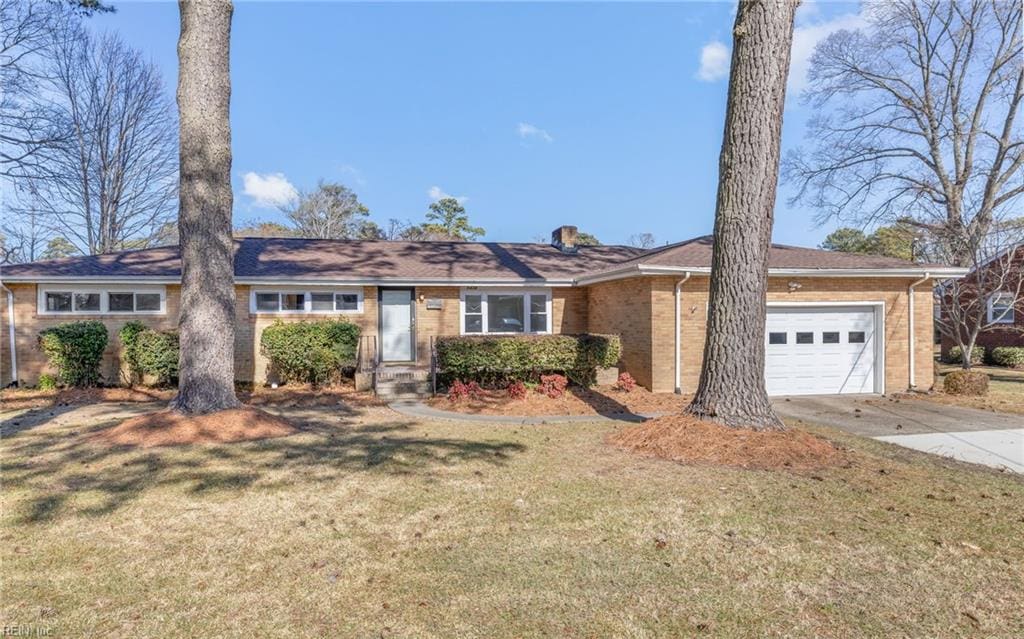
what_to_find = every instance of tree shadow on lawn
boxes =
[2,407,526,525]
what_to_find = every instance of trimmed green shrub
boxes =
[943,369,989,396]
[945,345,985,365]
[119,321,147,382]
[38,320,108,387]
[37,373,58,390]
[435,334,621,385]
[135,330,180,385]
[120,322,179,386]
[991,347,1024,368]
[260,319,360,385]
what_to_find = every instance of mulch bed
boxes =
[1,382,382,411]
[426,385,691,416]
[608,414,848,471]
[94,407,296,448]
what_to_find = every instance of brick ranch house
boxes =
[0,227,967,396]
[939,243,1024,358]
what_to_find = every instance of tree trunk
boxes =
[685,0,798,431]
[170,0,239,414]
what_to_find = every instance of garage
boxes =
[764,305,881,396]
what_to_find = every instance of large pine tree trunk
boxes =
[685,0,798,431]
[170,0,240,414]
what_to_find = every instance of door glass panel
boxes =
[381,290,414,361]
[768,332,787,345]
[796,332,814,344]
[822,332,840,344]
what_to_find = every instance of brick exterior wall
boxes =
[583,275,935,394]
[1,284,590,386]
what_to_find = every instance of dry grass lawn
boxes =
[2,401,1023,638]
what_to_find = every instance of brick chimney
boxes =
[551,225,579,253]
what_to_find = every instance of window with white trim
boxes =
[249,289,364,314]
[987,292,1016,324]
[460,290,551,334]
[38,287,166,315]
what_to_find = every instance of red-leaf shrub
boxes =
[448,379,483,402]
[537,374,568,399]
[506,380,527,400]
[615,372,636,392]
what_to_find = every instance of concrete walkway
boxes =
[775,395,1023,473]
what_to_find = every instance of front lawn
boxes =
[2,403,1022,637]
[922,362,1024,415]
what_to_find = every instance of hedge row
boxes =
[991,346,1024,368]
[38,321,108,387]
[435,334,621,385]
[260,319,360,385]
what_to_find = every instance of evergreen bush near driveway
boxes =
[38,320,108,387]
[435,334,621,385]
[991,347,1024,368]
[260,319,360,386]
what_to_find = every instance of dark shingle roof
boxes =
[0,235,937,282]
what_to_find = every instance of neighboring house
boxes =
[939,244,1024,358]
[0,226,966,396]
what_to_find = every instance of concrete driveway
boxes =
[774,395,1023,473]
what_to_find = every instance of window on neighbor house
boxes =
[988,293,1016,324]
[461,291,550,334]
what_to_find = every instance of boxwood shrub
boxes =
[991,346,1024,368]
[260,319,360,385]
[945,345,985,365]
[435,334,621,385]
[943,369,989,396]
[38,320,108,387]
[119,321,180,386]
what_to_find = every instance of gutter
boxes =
[0,281,16,387]
[674,272,691,394]
[907,272,930,389]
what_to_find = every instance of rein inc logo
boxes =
[2,625,52,637]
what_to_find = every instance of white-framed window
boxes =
[459,289,551,334]
[38,286,167,315]
[987,292,1016,324]
[249,288,364,314]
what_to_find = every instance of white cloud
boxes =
[516,122,553,143]
[696,40,730,82]
[789,10,866,92]
[242,172,298,208]
[427,185,468,204]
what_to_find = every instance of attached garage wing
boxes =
[765,305,882,396]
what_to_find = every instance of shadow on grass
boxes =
[2,407,526,525]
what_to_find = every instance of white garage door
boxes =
[765,306,878,396]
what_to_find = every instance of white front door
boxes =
[764,306,878,396]
[380,289,415,362]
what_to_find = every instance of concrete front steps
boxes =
[373,367,432,400]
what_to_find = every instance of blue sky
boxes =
[89,0,865,247]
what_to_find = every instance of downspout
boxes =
[674,272,691,394]
[0,281,16,387]
[907,272,930,390]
